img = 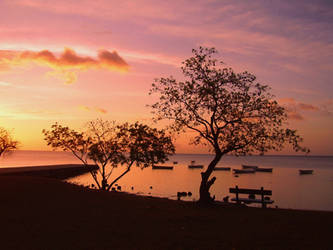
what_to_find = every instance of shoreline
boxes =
[2,163,333,212]
[0,164,98,179]
[1,174,332,249]
[4,149,333,157]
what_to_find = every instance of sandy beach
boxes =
[1,166,332,250]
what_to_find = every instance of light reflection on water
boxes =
[67,154,333,212]
[1,151,333,211]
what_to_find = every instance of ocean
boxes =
[1,150,333,212]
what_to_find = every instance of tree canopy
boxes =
[149,46,309,203]
[43,119,175,190]
[0,127,19,158]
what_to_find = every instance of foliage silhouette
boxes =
[149,46,309,204]
[43,119,175,190]
[0,127,19,158]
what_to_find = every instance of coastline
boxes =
[0,164,98,179]
[6,149,333,157]
[1,170,332,249]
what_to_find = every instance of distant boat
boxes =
[256,167,273,173]
[233,168,256,174]
[242,165,258,170]
[214,167,231,171]
[188,165,204,169]
[173,161,178,164]
[152,165,174,170]
[299,169,313,175]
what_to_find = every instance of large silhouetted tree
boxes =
[149,47,309,204]
[43,119,175,190]
[0,127,18,158]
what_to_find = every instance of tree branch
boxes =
[107,160,134,191]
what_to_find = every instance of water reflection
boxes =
[67,155,333,211]
[2,151,333,211]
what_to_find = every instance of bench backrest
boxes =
[229,187,272,195]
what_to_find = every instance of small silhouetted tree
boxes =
[149,47,309,204]
[0,127,19,158]
[43,119,175,190]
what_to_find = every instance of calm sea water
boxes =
[1,151,333,211]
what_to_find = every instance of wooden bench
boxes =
[229,185,274,208]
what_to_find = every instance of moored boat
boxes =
[152,165,174,170]
[242,165,258,170]
[214,167,231,171]
[233,168,256,174]
[188,165,204,169]
[256,167,273,172]
[299,169,313,175]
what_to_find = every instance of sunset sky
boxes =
[0,0,332,155]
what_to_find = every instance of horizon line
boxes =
[10,149,333,157]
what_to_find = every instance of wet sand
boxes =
[1,173,332,249]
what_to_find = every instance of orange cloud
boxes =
[279,98,320,121]
[79,105,91,112]
[78,105,108,114]
[95,107,107,114]
[0,48,129,83]
[298,103,319,111]
[287,111,304,121]
[279,98,319,110]
[278,98,297,105]
[0,50,16,71]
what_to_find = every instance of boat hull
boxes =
[256,167,273,172]
[188,165,204,169]
[242,165,258,170]
[233,169,256,174]
[152,165,174,170]
[214,167,231,171]
[299,169,313,175]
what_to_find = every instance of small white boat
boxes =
[233,168,256,174]
[299,169,313,175]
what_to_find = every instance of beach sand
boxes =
[1,169,332,249]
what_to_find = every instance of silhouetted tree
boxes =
[0,127,19,158]
[43,119,175,190]
[149,46,309,204]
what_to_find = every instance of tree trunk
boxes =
[198,153,223,204]
[101,178,108,190]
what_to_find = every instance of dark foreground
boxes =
[1,175,332,250]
